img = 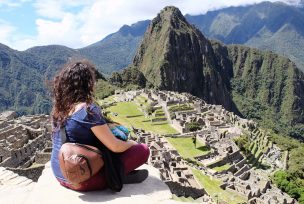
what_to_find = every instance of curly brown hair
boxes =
[51,60,97,127]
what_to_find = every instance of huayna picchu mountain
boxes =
[113,6,236,112]
[110,6,304,138]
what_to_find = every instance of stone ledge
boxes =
[23,162,189,204]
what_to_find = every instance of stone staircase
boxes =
[0,167,35,203]
[0,167,35,189]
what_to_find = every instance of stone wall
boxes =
[151,118,167,122]
[35,152,51,164]
[165,181,206,199]
[207,151,243,169]
[7,165,45,182]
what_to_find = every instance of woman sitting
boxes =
[50,60,150,191]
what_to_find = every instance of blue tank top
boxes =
[50,103,106,182]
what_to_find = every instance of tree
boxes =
[192,135,197,148]
[145,104,153,115]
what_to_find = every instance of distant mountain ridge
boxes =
[0,43,50,114]
[186,1,304,72]
[110,6,304,139]
[78,1,304,73]
[79,20,150,74]
[0,19,151,114]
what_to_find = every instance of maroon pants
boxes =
[58,143,150,191]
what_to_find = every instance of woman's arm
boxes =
[91,124,136,153]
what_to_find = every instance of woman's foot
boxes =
[123,169,149,184]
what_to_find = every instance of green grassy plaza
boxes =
[103,101,178,135]
[166,137,211,160]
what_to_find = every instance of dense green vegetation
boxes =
[269,132,304,203]
[234,135,251,155]
[109,66,146,88]
[0,44,53,115]
[94,79,118,100]
[227,44,304,140]
[272,171,304,203]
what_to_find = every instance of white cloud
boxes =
[0,20,16,45]
[33,0,92,19]
[0,0,31,7]
[35,13,82,47]
[0,0,301,50]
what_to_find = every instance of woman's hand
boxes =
[128,140,138,146]
[91,124,136,153]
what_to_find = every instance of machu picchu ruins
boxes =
[0,89,299,204]
[107,89,297,203]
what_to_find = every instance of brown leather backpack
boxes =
[58,128,104,184]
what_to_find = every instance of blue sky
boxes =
[0,0,301,51]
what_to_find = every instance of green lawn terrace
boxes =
[98,95,116,108]
[192,168,247,204]
[168,103,195,113]
[106,89,252,135]
[99,89,203,135]
[133,96,168,123]
[166,137,211,161]
[211,163,232,172]
[102,101,178,135]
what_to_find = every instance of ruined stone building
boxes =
[0,111,51,169]
[136,129,212,202]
